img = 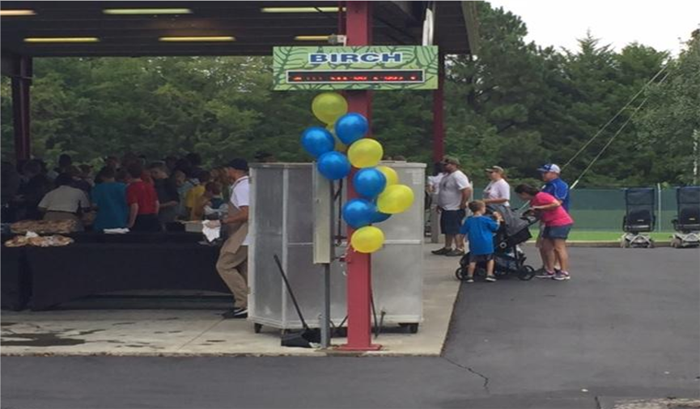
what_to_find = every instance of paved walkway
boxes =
[1,247,460,357]
[2,247,699,408]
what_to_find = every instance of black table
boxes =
[1,232,233,310]
[1,246,31,310]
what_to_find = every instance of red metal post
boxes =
[340,0,380,351]
[432,52,445,163]
[11,56,32,161]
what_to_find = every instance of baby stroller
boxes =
[671,186,700,248]
[620,188,656,248]
[455,204,538,281]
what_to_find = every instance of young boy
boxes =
[459,200,503,283]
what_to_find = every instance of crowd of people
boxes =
[1,151,256,319]
[0,152,271,233]
[428,156,574,282]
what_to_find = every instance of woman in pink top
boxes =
[515,184,574,281]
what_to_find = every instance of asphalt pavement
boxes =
[2,247,699,408]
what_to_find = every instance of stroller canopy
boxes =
[486,204,531,237]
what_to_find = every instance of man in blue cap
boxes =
[535,163,571,278]
[539,163,570,211]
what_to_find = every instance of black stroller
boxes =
[455,204,538,281]
[621,188,656,248]
[671,186,700,248]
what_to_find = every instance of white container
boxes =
[248,162,425,331]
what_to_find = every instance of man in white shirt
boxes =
[217,159,251,319]
[432,156,472,257]
[38,173,91,231]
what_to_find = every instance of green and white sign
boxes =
[273,46,439,91]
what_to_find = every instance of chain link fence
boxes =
[471,186,679,231]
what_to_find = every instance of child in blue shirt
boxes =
[459,200,503,283]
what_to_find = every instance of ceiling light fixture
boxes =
[24,37,99,43]
[294,35,331,41]
[261,7,341,13]
[1,10,36,16]
[159,36,235,42]
[103,8,192,15]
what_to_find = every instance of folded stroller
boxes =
[671,186,700,248]
[455,204,538,281]
[621,188,656,248]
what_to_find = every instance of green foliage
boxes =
[0,3,694,189]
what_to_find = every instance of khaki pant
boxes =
[216,246,249,309]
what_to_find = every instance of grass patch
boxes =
[529,229,675,242]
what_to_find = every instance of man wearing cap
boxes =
[539,164,570,211]
[217,158,251,319]
[536,163,571,278]
[483,166,511,207]
[432,156,472,257]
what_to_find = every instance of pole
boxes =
[693,129,699,185]
[657,183,662,232]
[11,56,32,161]
[340,0,380,351]
[432,52,445,163]
[320,179,334,349]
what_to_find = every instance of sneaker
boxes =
[553,271,571,281]
[222,307,248,319]
[536,269,556,279]
[432,247,451,255]
[465,277,475,283]
[445,249,466,257]
[485,275,497,282]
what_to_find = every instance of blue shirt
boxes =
[460,215,500,255]
[543,178,570,211]
[91,182,128,231]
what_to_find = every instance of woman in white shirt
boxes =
[482,166,511,207]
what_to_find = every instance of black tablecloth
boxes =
[1,232,232,310]
[1,246,31,310]
[26,242,230,310]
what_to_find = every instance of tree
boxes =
[635,30,700,185]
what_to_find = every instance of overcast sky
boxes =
[487,0,700,55]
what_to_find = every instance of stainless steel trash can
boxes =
[249,162,425,331]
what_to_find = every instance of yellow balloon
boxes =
[348,139,383,168]
[377,184,415,214]
[377,165,399,186]
[351,226,385,254]
[312,92,348,124]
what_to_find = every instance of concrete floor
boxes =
[2,246,699,408]
[1,246,460,357]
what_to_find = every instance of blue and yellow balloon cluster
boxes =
[301,92,415,254]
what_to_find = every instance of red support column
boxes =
[11,56,32,161]
[432,52,445,163]
[340,0,380,351]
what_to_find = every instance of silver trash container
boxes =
[248,162,425,332]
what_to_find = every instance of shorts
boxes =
[542,224,572,240]
[470,253,494,263]
[440,209,466,235]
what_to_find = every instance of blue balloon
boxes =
[301,126,335,157]
[317,151,351,180]
[353,168,387,198]
[342,199,376,229]
[335,113,369,145]
[371,211,392,223]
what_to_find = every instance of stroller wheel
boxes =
[517,265,536,281]
[455,267,467,281]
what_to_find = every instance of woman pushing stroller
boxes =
[515,184,574,281]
